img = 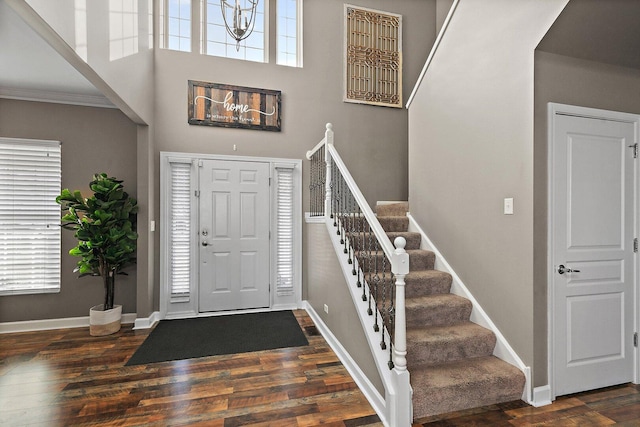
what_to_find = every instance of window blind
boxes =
[275,164,295,296]
[169,160,192,297]
[0,138,61,295]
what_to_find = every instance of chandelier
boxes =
[220,0,260,51]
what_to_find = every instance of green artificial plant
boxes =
[57,173,138,311]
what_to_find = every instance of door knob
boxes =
[558,264,580,274]
[202,240,209,247]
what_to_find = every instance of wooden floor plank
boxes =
[0,310,380,426]
[3,310,640,426]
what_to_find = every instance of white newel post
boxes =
[391,236,412,425]
[324,123,334,218]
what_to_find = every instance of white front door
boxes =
[551,107,637,397]
[199,159,270,312]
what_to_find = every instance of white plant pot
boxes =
[89,304,122,336]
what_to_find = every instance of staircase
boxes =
[374,202,525,419]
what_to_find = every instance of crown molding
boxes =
[0,86,116,109]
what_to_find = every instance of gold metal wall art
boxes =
[344,5,402,108]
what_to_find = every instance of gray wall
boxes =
[2,1,437,323]
[151,0,437,312]
[0,99,138,322]
[306,222,384,395]
[407,0,567,387]
[533,50,640,386]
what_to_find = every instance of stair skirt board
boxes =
[406,212,533,404]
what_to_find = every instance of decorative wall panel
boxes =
[344,5,402,108]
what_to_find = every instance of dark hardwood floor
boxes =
[0,310,381,426]
[1,310,639,426]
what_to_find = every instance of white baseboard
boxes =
[406,213,533,403]
[0,312,137,334]
[133,311,161,330]
[531,385,552,407]
[302,301,389,427]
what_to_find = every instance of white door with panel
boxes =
[551,109,636,397]
[199,160,270,312]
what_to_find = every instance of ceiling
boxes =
[537,0,640,70]
[0,0,639,108]
[0,0,110,106]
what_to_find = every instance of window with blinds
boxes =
[168,160,192,299]
[275,164,294,296]
[0,138,61,295]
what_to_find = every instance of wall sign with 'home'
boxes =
[188,80,282,132]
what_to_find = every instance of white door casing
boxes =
[198,159,271,312]
[549,103,638,398]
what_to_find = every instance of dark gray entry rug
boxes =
[126,310,308,365]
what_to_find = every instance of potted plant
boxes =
[57,173,138,336]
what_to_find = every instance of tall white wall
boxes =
[407,0,567,383]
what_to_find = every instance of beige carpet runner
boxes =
[374,202,525,418]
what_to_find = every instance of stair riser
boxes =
[375,202,409,217]
[407,334,496,366]
[406,303,472,328]
[405,274,452,297]
[412,365,525,418]
[378,216,409,232]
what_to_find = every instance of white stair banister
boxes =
[306,123,412,426]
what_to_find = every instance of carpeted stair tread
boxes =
[405,294,472,328]
[405,270,452,297]
[375,202,408,217]
[387,231,421,250]
[377,216,409,232]
[406,322,496,366]
[410,356,526,418]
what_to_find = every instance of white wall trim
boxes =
[406,212,533,404]
[0,87,115,109]
[532,385,552,407]
[405,0,459,108]
[0,312,137,334]
[133,311,161,330]
[302,301,389,427]
[304,212,325,224]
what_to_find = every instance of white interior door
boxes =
[551,109,636,397]
[199,159,270,312]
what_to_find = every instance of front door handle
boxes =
[558,264,580,274]
[202,240,209,247]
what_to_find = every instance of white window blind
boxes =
[0,138,61,295]
[275,164,294,296]
[169,160,192,298]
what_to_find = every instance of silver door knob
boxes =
[202,240,209,246]
[558,264,580,274]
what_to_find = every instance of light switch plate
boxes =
[504,198,514,215]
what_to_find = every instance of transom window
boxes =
[204,0,266,62]
[161,0,302,67]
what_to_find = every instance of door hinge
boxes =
[195,190,200,198]
[634,238,638,253]
[630,143,638,159]
[634,332,638,347]
[269,177,272,186]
